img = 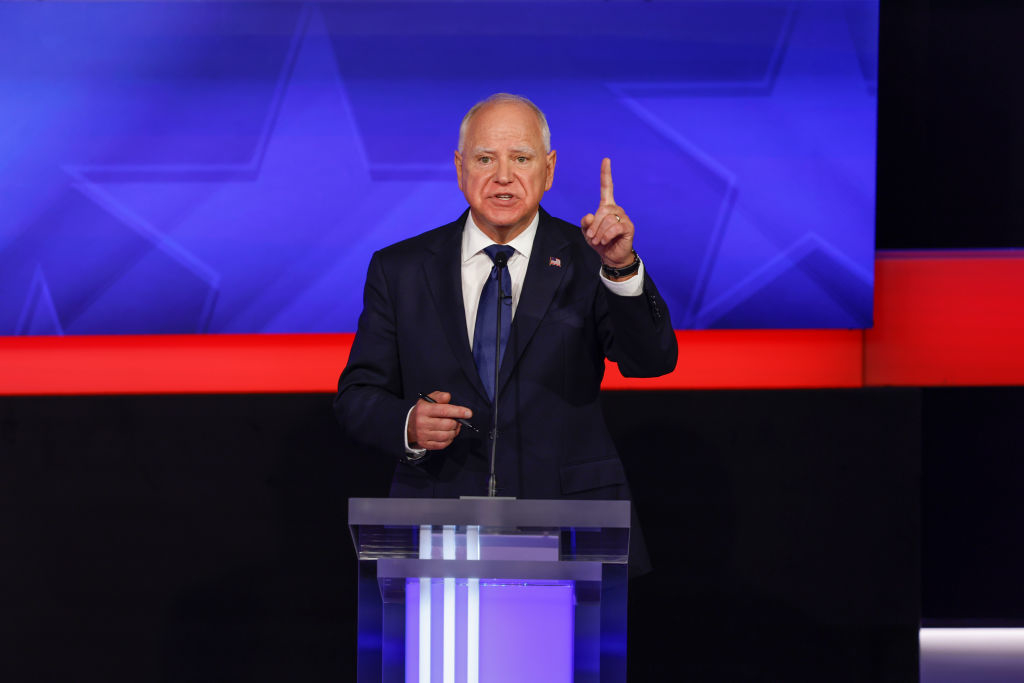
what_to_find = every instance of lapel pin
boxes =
[548,256,562,268]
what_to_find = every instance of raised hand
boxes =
[408,391,472,451]
[580,158,635,273]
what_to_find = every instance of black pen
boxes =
[417,393,479,432]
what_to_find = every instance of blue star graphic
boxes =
[69,6,466,334]
[611,3,876,328]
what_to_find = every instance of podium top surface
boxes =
[348,497,630,529]
[348,498,631,563]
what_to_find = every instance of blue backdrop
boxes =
[0,1,877,335]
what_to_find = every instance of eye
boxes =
[478,156,492,164]
[516,156,529,163]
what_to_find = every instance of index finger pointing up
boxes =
[600,157,615,206]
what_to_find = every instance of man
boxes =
[334,93,676,500]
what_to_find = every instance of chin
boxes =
[479,207,531,230]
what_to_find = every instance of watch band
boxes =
[601,250,641,279]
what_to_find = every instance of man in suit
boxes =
[334,93,676,500]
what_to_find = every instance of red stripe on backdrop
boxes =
[0,333,350,396]
[865,251,1024,386]
[0,329,862,395]
[602,329,863,390]
[2,251,1023,395]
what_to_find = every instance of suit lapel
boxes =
[422,216,490,402]
[498,209,569,396]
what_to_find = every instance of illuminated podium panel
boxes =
[349,498,630,683]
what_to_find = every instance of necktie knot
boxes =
[483,244,515,264]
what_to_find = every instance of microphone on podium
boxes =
[487,250,509,497]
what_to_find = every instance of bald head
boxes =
[458,93,551,154]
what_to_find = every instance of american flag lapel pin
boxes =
[548,256,562,268]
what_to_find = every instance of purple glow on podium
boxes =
[406,578,574,683]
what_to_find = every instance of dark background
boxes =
[3,0,1024,681]
[876,0,1024,249]
[4,387,1022,681]
[1,390,922,682]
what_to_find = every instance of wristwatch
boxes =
[601,250,641,279]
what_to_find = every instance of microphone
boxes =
[488,251,509,497]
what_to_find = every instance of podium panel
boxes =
[349,498,630,683]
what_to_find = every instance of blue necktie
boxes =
[473,245,515,401]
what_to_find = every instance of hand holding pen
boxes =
[407,391,477,451]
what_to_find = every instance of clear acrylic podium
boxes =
[348,497,631,683]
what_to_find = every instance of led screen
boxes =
[0,1,878,335]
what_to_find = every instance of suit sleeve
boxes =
[333,251,411,457]
[598,269,678,377]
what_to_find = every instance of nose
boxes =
[494,157,513,184]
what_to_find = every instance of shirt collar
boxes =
[462,210,540,263]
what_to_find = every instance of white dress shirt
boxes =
[461,211,537,347]
[404,209,645,454]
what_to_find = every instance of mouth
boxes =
[491,193,516,202]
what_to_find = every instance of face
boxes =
[455,101,556,242]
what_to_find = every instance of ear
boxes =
[544,149,557,191]
[454,150,465,192]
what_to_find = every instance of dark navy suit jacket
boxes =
[334,207,677,500]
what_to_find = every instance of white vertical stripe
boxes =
[466,525,481,683]
[442,525,456,560]
[467,578,479,683]
[442,526,456,683]
[443,577,455,683]
[418,526,432,683]
[419,578,431,683]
